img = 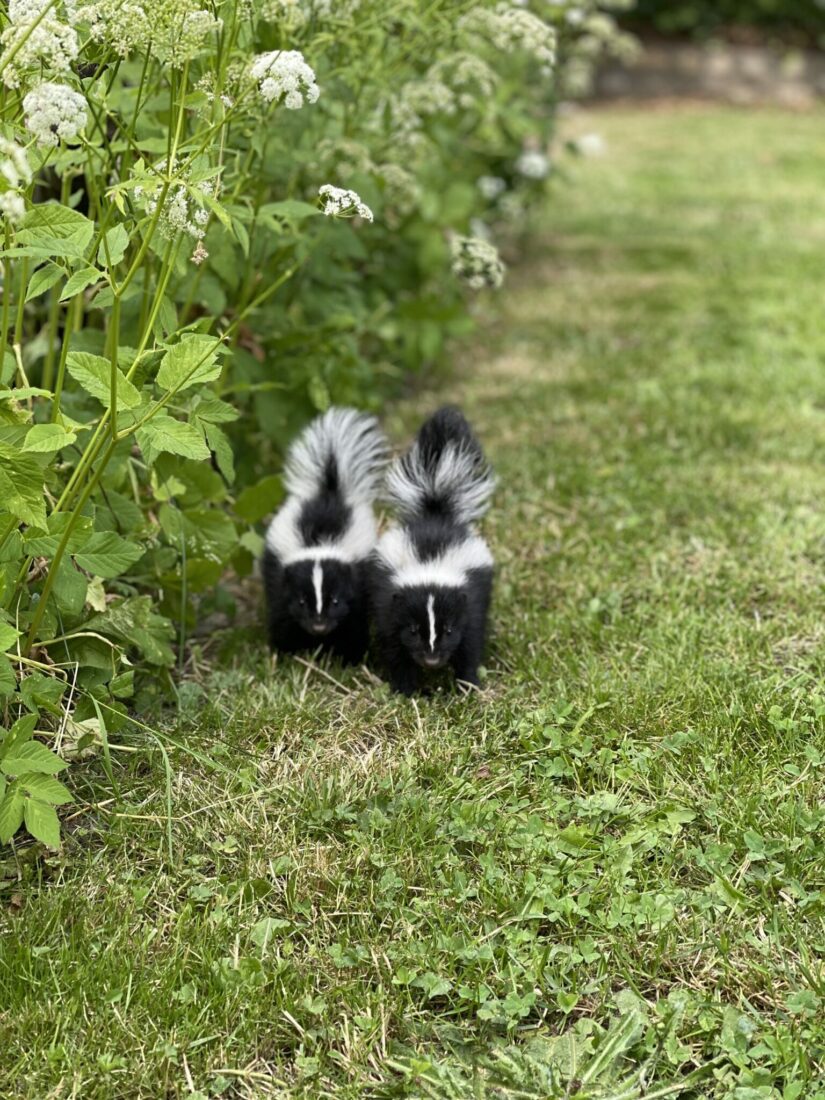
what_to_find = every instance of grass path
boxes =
[2,106,825,1098]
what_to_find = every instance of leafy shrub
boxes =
[0,0,631,849]
[624,1,825,41]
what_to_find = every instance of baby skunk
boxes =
[372,406,496,695]
[263,407,388,664]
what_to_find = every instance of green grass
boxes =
[3,105,825,1098]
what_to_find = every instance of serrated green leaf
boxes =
[260,199,321,222]
[19,773,73,805]
[1,740,67,776]
[156,335,222,393]
[23,798,61,849]
[235,475,284,523]
[84,595,175,666]
[0,622,20,653]
[192,391,238,424]
[25,263,65,303]
[66,352,142,410]
[97,224,129,267]
[0,714,37,759]
[203,422,234,483]
[22,423,77,453]
[0,442,46,527]
[52,559,87,615]
[60,266,103,301]
[18,205,95,260]
[0,788,24,844]
[136,415,210,462]
[0,386,53,402]
[73,531,144,578]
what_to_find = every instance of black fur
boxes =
[371,568,492,695]
[263,551,369,665]
[262,408,386,666]
[373,406,495,695]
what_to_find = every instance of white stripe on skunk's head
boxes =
[312,561,324,616]
[427,593,436,652]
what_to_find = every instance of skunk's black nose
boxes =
[310,621,331,635]
[421,655,444,668]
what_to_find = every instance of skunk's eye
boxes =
[446,628,453,635]
[409,624,419,635]
[299,597,307,607]
[332,598,339,606]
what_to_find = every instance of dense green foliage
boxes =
[2,104,823,1098]
[625,0,825,41]
[0,0,633,848]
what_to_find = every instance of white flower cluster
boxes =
[23,81,87,147]
[401,80,456,118]
[429,54,498,110]
[318,185,373,222]
[378,163,420,223]
[575,132,606,157]
[516,149,551,179]
[250,50,320,109]
[1,0,79,89]
[259,0,360,20]
[315,138,374,179]
[134,160,215,241]
[72,0,219,64]
[0,137,32,225]
[459,4,557,68]
[477,175,506,200]
[450,235,505,290]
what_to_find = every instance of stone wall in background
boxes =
[594,43,825,106]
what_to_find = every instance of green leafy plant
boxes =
[0,0,631,848]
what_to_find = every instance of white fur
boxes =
[265,499,378,565]
[376,525,493,588]
[386,440,495,524]
[427,593,436,651]
[312,561,323,615]
[283,407,388,503]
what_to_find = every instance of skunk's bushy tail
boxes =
[386,406,495,524]
[284,407,388,503]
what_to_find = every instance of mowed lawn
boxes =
[2,106,825,1098]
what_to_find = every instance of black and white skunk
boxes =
[371,406,495,695]
[262,407,388,664]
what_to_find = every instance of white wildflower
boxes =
[191,240,208,264]
[1,13,79,88]
[319,185,373,222]
[311,0,360,15]
[469,218,492,241]
[516,149,551,179]
[428,54,498,110]
[0,192,26,225]
[259,0,307,25]
[250,50,320,108]
[316,138,374,178]
[575,132,606,157]
[0,138,32,189]
[133,157,216,239]
[477,175,506,200]
[400,79,456,118]
[377,163,420,226]
[74,0,219,64]
[459,4,557,67]
[8,0,52,19]
[450,235,505,290]
[23,82,87,147]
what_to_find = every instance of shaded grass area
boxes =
[2,106,825,1098]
